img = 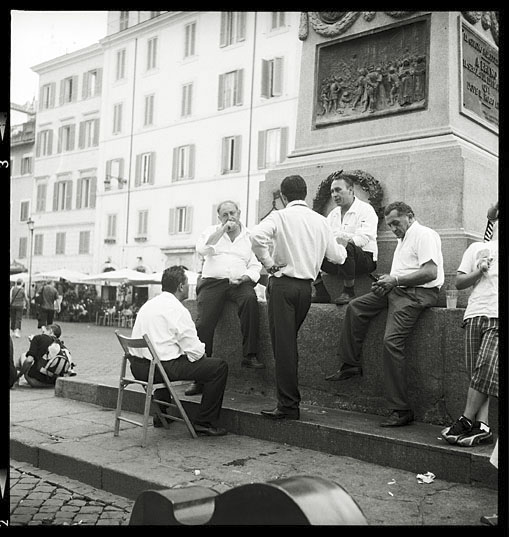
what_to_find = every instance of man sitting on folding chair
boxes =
[129,265,229,437]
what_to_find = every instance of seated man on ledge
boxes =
[186,200,263,397]
[313,171,378,305]
[129,266,229,437]
[325,201,444,427]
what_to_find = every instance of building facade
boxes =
[11,11,302,277]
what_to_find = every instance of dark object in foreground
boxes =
[129,475,367,525]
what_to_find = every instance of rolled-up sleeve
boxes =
[196,226,218,257]
[243,249,262,283]
[324,227,347,265]
[250,216,277,270]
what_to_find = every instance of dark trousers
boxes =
[267,276,312,412]
[196,278,259,357]
[321,242,376,281]
[38,308,55,329]
[338,286,439,410]
[129,355,228,427]
[10,306,23,330]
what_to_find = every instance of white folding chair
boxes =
[114,330,197,446]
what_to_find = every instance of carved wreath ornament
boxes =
[299,11,499,46]
[312,170,384,220]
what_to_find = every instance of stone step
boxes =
[55,377,497,490]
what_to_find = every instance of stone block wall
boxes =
[185,299,498,430]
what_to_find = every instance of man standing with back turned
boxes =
[326,201,444,427]
[251,175,347,420]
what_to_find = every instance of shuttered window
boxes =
[57,124,75,153]
[36,130,53,157]
[79,231,90,254]
[116,49,126,80]
[19,237,27,259]
[137,210,149,236]
[34,234,44,256]
[147,37,158,70]
[120,11,129,31]
[172,145,195,181]
[218,69,243,110]
[106,214,117,238]
[82,68,102,98]
[135,152,156,187]
[78,119,99,149]
[184,22,196,57]
[36,183,47,212]
[219,12,246,47]
[39,83,56,110]
[261,57,284,99]
[76,176,97,209]
[55,232,66,255]
[113,103,123,134]
[221,135,241,174]
[60,75,78,104]
[257,127,288,169]
[271,12,286,30]
[181,83,193,117]
[144,94,155,126]
[105,158,125,190]
[169,206,193,234]
[53,180,73,212]
[20,201,30,222]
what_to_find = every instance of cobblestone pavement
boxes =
[10,460,133,526]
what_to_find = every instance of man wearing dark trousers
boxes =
[313,171,378,305]
[129,266,228,436]
[186,200,263,397]
[325,201,444,427]
[250,175,347,420]
[38,281,58,329]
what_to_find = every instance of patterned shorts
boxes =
[463,316,499,397]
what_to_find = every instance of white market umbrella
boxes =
[33,268,89,283]
[81,268,153,285]
[9,272,30,284]
[132,270,198,285]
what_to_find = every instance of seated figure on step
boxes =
[312,171,378,305]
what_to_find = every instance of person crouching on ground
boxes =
[129,265,229,436]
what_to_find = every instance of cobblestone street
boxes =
[10,460,133,526]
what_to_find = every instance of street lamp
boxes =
[26,217,35,317]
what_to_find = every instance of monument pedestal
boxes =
[258,11,498,305]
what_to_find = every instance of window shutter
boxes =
[78,121,85,149]
[57,127,62,153]
[237,12,246,41]
[279,127,289,163]
[188,84,193,115]
[235,69,244,105]
[149,152,156,184]
[95,68,102,95]
[172,147,179,182]
[59,80,65,105]
[49,83,55,108]
[135,154,141,187]
[211,204,219,224]
[72,75,79,102]
[220,12,227,47]
[39,87,44,110]
[93,119,100,146]
[221,137,228,174]
[217,74,225,110]
[65,181,73,210]
[36,133,41,157]
[82,72,89,99]
[233,135,242,172]
[273,57,284,96]
[185,206,193,233]
[168,208,176,234]
[53,184,58,211]
[261,60,270,98]
[76,178,83,209]
[189,144,195,179]
[48,130,53,155]
[105,160,112,191]
[69,124,76,151]
[257,130,266,169]
[90,177,97,208]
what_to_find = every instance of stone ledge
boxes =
[183,299,498,430]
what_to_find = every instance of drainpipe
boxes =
[245,11,257,226]
[124,37,138,266]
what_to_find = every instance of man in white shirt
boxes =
[251,175,347,420]
[326,201,444,427]
[185,201,263,397]
[130,266,228,436]
[441,203,498,448]
[313,171,378,305]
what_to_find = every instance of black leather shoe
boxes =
[379,410,414,427]
[193,423,227,436]
[325,365,362,381]
[260,408,300,420]
[241,356,265,369]
[185,382,204,396]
